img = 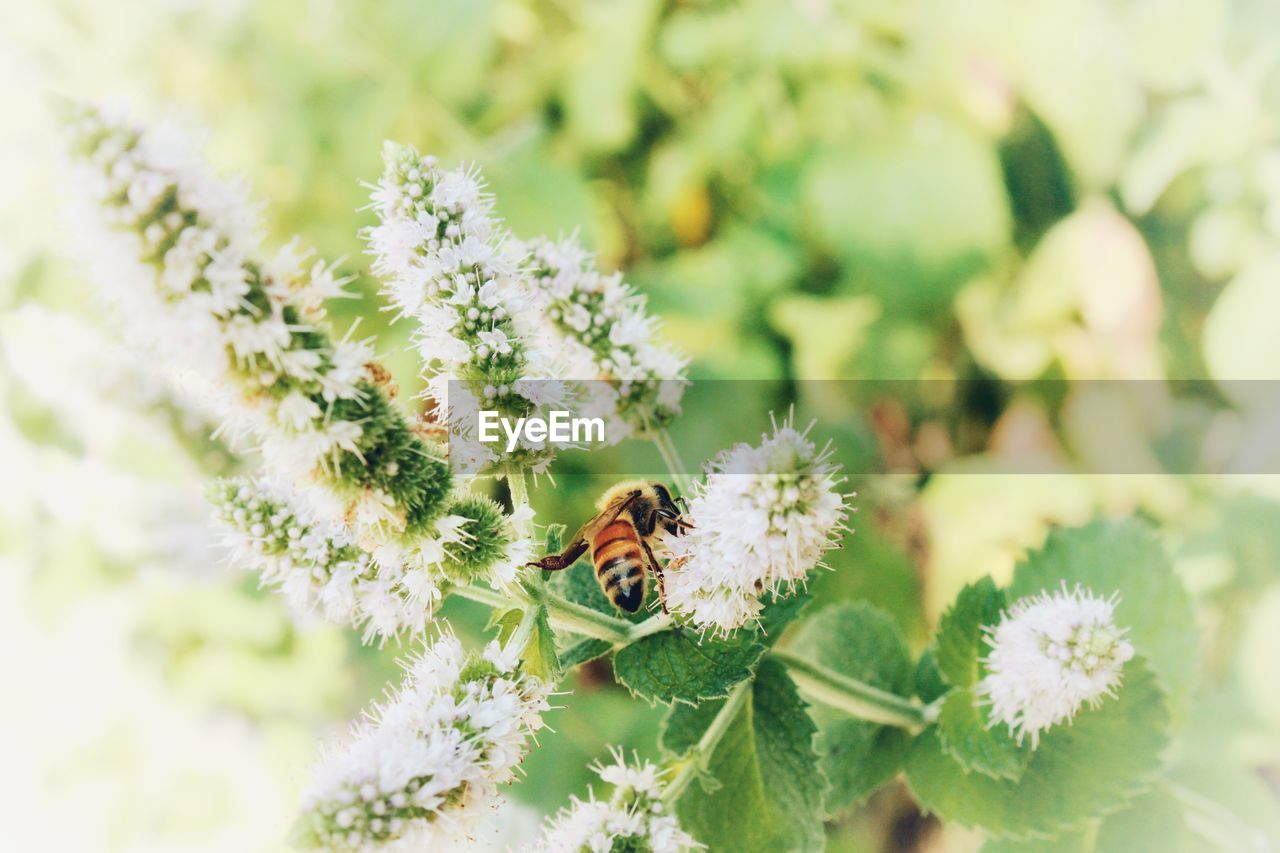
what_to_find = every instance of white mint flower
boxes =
[61,101,454,544]
[526,236,689,441]
[978,584,1135,746]
[663,417,849,636]
[365,142,563,474]
[529,749,701,853]
[293,635,551,851]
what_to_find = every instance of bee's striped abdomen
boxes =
[591,520,646,613]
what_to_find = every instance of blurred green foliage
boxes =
[4,0,1280,849]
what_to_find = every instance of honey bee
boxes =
[529,481,690,613]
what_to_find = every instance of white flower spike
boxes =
[365,142,566,474]
[60,101,454,543]
[293,635,551,851]
[526,236,689,441]
[662,416,850,636]
[530,748,701,853]
[979,584,1135,746]
[214,477,532,640]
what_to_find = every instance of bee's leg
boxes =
[640,539,670,615]
[527,537,588,572]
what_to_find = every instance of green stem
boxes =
[453,583,633,644]
[543,592,633,644]
[769,648,928,731]
[627,612,674,642]
[651,426,693,496]
[662,679,752,806]
[452,591,930,732]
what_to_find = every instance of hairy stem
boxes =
[453,583,634,644]
[651,426,694,496]
[769,648,929,731]
[661,679,752,806]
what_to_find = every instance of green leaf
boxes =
[662,660,827,852]
[543,523,566,557]
[982,788,1207,853]
[935,577,1006,689]
[523,606,562,682]
[613,629,765,706]
[558,637,613,669]
[913,648,949,703]
[1007,519,1198,707]
[905,659,1170,839]
[756,591,812,645]
[937,688,1030,781]
[489,607,522,639]
[788,602,913,812]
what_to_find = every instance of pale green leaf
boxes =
[905,660,1170,839]
[662,659,827,852]
[788,602,914,812]
[1007,518,1198,707]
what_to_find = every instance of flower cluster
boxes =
[979,584,1135,746]
[663,418,849,635]
[530,749,701,853]
[527,236,688,440]
[61,101,452,540]
[214,478,532,640]
[366,142,565,474]
[292,635,551,851]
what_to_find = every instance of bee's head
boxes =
[651,482,684,520]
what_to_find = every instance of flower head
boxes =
[293,635,551,851]
[530,748,701,853]
[978,584,1135,746]
[663,417,849,635]
[365,142,564,474]
[60,101,453,541]
[214,478,532,640]
[526,236,688,441]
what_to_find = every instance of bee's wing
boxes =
[576,489,643,543]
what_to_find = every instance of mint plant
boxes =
[61,101,1209,851]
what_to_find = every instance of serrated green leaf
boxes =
[662,659,827,852]
[914,648,949,703]
[490,608,522,639]
[543,523,566,557]
[905,660,1170,839]
[1007,519,1198,707]
[788,602,913,813]
[756,591,812,645]
[936,576,1006,689]
[523,606,562,682]
[558,637,613,669]
[613,628,764,705]
[937,688,1030,781]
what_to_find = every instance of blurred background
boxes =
[3,0,1280,849]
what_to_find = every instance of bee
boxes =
[529,481,691,613]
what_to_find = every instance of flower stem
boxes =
[453,582,633,644]
[651,426,693,496]
[769,648,929,731]
[543,592,633,644]
[627,612,674,642]
[662,679,752,806]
